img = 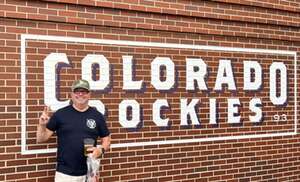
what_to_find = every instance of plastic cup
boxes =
[83,138,95,156]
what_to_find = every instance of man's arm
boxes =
[37,124,54,143]
[101,135,111,151]
[91,135,111,158]
[37,106,54,143]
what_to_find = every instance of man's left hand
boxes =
[87,147,103,158]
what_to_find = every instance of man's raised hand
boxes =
[39,106,50,126]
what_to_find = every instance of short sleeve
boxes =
[97,113,110,138]
[46,113,58,132]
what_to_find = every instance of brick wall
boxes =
[0,0,300,181]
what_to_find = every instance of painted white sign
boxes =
[20,34,297,154]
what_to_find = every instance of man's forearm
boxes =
[37,124,51,143]
[101,135,111,151]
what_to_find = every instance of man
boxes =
[37,79,111,182]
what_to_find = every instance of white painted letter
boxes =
[119,100,140,128]
[89,100,105,115]
[122,55,143,90]
[209,98,217,125]
[243,61,262,90]
[44,53,69,111]
[151,57,175,90]
[153,99,169,127]
[249,98,262,123]
[214,59,236,91]
[228,98,241,124]
[82,54,110,90]
[180,99,200,126]
[270,62,287,105]
[186,58,208,90]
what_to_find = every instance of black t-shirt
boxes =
[46,105,110,176]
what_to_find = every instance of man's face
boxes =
[71,88,90,105]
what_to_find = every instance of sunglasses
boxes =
[73,88,90,94]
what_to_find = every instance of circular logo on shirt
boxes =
[86,119,96,129]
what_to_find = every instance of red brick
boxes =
[0,0,299,181]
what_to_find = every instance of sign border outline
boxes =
[20,34,298,154]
